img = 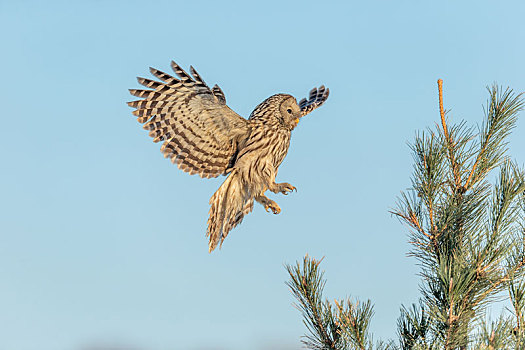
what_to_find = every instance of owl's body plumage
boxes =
[128,61,329,252]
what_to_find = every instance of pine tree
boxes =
[285,81,525,349]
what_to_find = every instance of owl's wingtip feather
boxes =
[299,85,330,116]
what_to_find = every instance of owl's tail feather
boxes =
[207,170,253,252]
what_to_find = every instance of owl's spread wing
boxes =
[299,85,330,117]
[128,62,250,178]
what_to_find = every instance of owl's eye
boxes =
[287,108,292,114]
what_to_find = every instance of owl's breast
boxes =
[271,128,291,168]
[230,121,291,183]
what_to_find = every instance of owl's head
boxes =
[249,94,298,129]
[249,86,329,130]
[278,95,302,130]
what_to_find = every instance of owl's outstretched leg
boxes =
[269,182,297,195]
[255,194,281,214]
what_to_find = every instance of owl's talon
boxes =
[272,182,296,195]
[264,202,281,215]
[281,184,296,195]
[256,194,281,214]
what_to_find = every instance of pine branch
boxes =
[397,301,434,349]
[285,256,380,350]
[474,315,512,349]
[437,79,463,193]
[464,86,524,190]
[285,256,344,350]
[335,298,375,350]
[395,81,525,350]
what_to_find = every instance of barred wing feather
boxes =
[127,62,250,178]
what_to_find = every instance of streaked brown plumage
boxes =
[128,61,329,252]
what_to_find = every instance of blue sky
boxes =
[1,1,525,349]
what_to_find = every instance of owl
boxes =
[128,61,329,252]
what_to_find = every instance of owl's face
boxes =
[278,96,302,130]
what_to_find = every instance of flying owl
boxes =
[127,61,329,252]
